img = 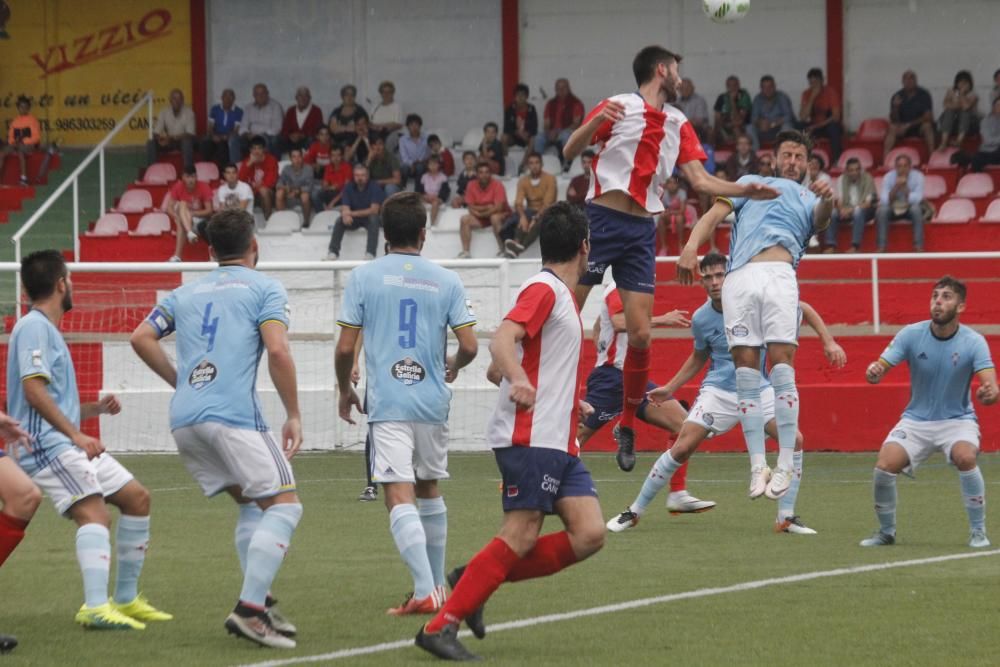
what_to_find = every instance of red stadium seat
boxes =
[922,174,947,200]
[883,146,921,169]
[954,173,995,198]
[138,163,176,185]
[113,189,153,213]
[930,198,976,224]
[195,161,220,182]
[927,148,959,168]
[980,198,1000,223]
[856,118,889,141]
[836,147,874,170]
[129,212,172,237]
[85,213,129,237]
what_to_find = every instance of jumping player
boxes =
[678,129,834,501]
[861,276,997,548]
[562,45,778,466]
[608,252,846,535]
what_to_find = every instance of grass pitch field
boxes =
[2,451,998,666]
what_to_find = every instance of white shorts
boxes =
[369,421,449,484]
[172,422,296,500]
[883,418,981,472]
[32,449,134,516]
[685,385,776,435]
[722,262,800,349]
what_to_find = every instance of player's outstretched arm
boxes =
[262,322,303,456]
[648,350,709,404]
[22,377,104,459]
[679,160,779,200]
[489,319,536,410]
[677,201,732,285]
[865,358,892,384]
[562,99,624,162]
[130,322,178,388]
[445,326,478,383]
[80,395,122,421]
[809,179,835,232]
[651,309,691,328]
[800,301,846,368]
[975,368,999,406]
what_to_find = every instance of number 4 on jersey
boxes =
[201,302,219,352]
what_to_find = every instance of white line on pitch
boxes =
[233,548,1000,667]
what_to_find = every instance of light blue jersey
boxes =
[880,321,994,422]
[337,253,475,424]
[6,309,80,476]
[691,300,769,393]
[725,175,819,273]
[146,265,290,432]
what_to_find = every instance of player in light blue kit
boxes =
[678,130,835,502]
[335,192,478,616]
[131,209,303,649]
[862,277,997,548]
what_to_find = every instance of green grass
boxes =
[2,451,999,666]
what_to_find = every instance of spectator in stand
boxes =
[876,153,924,253]
[675,78,710,142]
[398,113,429,188]
[802,153,832,189]
[2,96,44,185]
[214,163,253,212]
[656,175,691,255]
[798,67,843,161]
[328,164,384,261]
[479,122,505,175]
[566,149,594,207]
[147,88,195,170]
[304,125,333,178]
[420,154,450,226]
[458,161,508,258]
[713,75,751,145]
[757,152,775,177]
[366,136,402,197]
[370,80,403,150]
[276,148,315,226]
[937,70,979,152]
[723,135,759,181]
[824,157,876,254]
[345,116,374,165]
[329,85,369,146]
[203,88,242,167]
[316,144,353,211]
[242,83,283,157]
[280,86,323,154]
[992,68,1000,104]
[885,70,935,157]
[162,165,213,262]
[427,134,454,176]
[953,96,1000,172]
[502,82,538,171]
[500,152,557,258]
[237,135,279,219]
[451,150,478,207]
[750,74,794,150]
[535,77,584,165]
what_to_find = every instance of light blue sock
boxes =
[770,363,799,471]
[76,523,111,608]
[235,503,264,574]
[113,515,149,604]
[777,451,804,521]
[735,367,766,469]
[873,468,897,536]
[417,497,448,588]
[389,503,435,598]
[240,503,302,608]
[959,467,986,531]
[630,451,682,515]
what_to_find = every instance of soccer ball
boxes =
[702,0,750,23]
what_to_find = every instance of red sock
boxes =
[0,512,30,568]
[621,345,651,429]
[669,460,689,493]
[425,537,520,634]
[506,531,577,582]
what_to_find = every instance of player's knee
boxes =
[125,484,152,516]
[625,324,651,348]
[11,483,42,518]
[573,520,606,558]
[951,449,978,471]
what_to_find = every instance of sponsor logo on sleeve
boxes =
[391,358,426,385]
[188,360,218,390]
[31,349,43,368]
[729,325,749,338]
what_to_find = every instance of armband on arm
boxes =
[146,306,176,338]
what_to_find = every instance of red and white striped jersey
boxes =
[595,281,626,371]
[586,93,706,214]
[486,270,585,456]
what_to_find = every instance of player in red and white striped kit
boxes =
[416,203,603,661]
[563,45,778,468]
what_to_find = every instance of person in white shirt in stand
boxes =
[214,163,254,212]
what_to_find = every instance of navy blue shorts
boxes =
[494,446,597,514]
[582,365,656,430]
[581,202,656,294]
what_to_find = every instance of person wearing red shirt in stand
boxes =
[562,45,778,470]
[238,136,279,219]
[416,203,603,662]
[535,78,584,168]
[304,125,333,179]
[162,166,214,262]
[279,86,324,154]
[316,144,353,211]
[427,135,455,177]
[798,67,843,162]
[457,161,508,258]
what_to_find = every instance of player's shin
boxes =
[777,450,804,521]
[959,467,986,531]
[235,503,264,574]
[113,515,150,604]
[239,503,303,609]
[425,537,519,634]
[389,503,435,598]
[621,345,651,429]
[417,497,448,588]
[669,460,689,493]
[771,364,799,470]
[631,451,682,515]
[872,469,898,536]
[77,523,112,608]
[735,368,766,468]
[505,532,577,582]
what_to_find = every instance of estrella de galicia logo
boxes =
[391,358,426,385]
[188,360,218,390]
[703,412,715,426]
[730,324,749,338]
[891,429,907,440]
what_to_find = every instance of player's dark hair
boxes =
[382,192,426,249]
[934,275,967,302]
[760,74,775,86]
[845,157,860,168]
[581,149,596,159]
[21,249,67,301]
[632,45,682,86]
[809,153,826,170]
[427,134,441,145]
[539,202,589,264]
[894,153,912,167]
[483,121,498,132]
[699,251,727,272]
[249,135,267,149]
[475,160,492,172]
[406,113,422,126]
[207,209,255,260]
[807,67,824,81]
[182,165,197,177]
[224,162,238,172]
[514,83,529,96]
[340,84,357,97]
[16,95,30,107]
[953,70,973,89]
[775,129,813,155]
[462,150,476,160]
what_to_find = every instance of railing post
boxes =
[99,148,106,217]
[499,259,511,323]
[147,92,154,141]
[73,178,80,262]
[14,240,21,320]
[871,257,880,334]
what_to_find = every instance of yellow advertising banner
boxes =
[0,0,192,146]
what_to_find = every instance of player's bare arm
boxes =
[130,321,179,388]
[975,368,999,405]
[809,179,835,232]
[800,301,847,368]
[334,326,364,424]
[679,160,780,200]
[489,319,536,410]
[262,321,303,457]
[651,309,691,328]
[647,349,709,404]
[0,412,32,456]
[80,394,122,421]
[562,100,625,162]
[865,358,892,384]
[677,200,732,284]
[22,376,104,459]
[445,325,478,383]
[351,330,364,386]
